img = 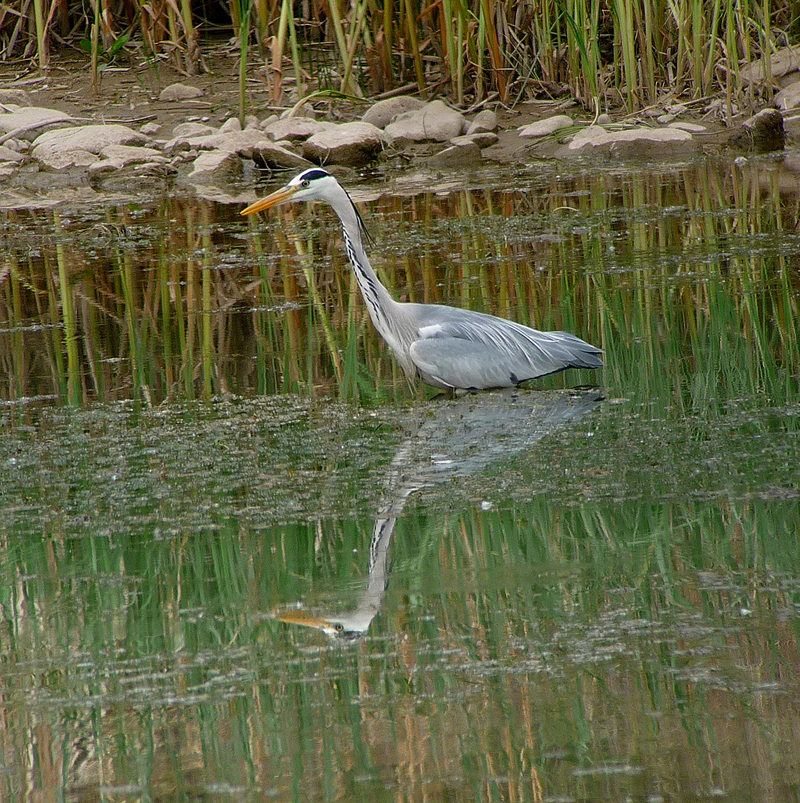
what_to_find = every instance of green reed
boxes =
[3,0,791,113]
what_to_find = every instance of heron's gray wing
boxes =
[408,309,602,389]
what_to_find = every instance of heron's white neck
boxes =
[327,183,404,352]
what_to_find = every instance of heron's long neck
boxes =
[332,189,400,344]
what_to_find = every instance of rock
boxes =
[213,130,311,169]
[727,108,785,153]
[165,128,310,170]
[596,113,612,125]
[281,103,316,119]
[139,122,161,136]
[185,150,243,182]
[784,114,800,142]
[741,45,800,86]
[247,141,312,170]
[451,132,498,148]
[0,107,74,141]
[384,100,465,142]
[90,161,177,192]
[32,124,149,169]
[171,121,215,138]
[0,89,32,106]
[518,115,574,138]
[0,145,25,163]
[35,148,99,170]
[669,121,707,133]
[89,155,170,179]
[262,117,338,142]
[467,109,497,134]
[98,144,168,166]
[557,125,695,158]
[302,121,389,166]
[775,81,800,111]
[159,83,203,101]
[428,140,482,167]
[362,96,426,129]
[219,117,242,134]
[33,124,148,153]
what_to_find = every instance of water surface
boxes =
[1,155,799,802]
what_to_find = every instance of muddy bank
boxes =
[0,49,797,209]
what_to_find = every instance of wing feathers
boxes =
[407,306,602,389]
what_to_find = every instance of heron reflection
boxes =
[275,388,602,640]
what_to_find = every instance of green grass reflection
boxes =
[0,494,798,801]
[1,160,797,406]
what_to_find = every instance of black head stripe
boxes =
[300,168,331,181]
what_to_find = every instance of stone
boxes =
[783,114,800,142]
[281,103,316,119]
[466,109,497,134]
[741,44,800,86]
[33,124,148,153]
[219,117,242,134]
[361,96,426,129]
[557,125,695,158]
[90,161,177,191]
[164,128,310,170]
[0,89,32,106]
[99,144,168,166]
[428,140,482,167]
[262,117,338,142]
[384,100,465,142]
[159,83,203,101]
[247,141,312,170]
[0,107,74,141]
[139,122,161,136]
[35,148,99,170]
[668,121,707,133]
[727,108,785,153]
[0,145,25,163]
[32,124,148,169]
[171,121,215,138]
[302,121,389,166]
[450,132,498,148]
[775,80,800,111]
[518,115,574,138]
[185,150,243,181]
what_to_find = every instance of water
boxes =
[1,155,799,802]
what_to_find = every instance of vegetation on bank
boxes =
[0,1,798,115]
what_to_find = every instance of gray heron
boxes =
[242,168,603,390]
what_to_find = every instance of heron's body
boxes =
[242,168,602,390]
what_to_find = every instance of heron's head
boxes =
[240,168,338,216]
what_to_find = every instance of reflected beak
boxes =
[275,609,332,630]
[241,184,299,216]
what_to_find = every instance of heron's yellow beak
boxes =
[240,184,299,216]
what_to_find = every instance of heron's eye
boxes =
[334,623,344,632]
[300,179,310,188]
